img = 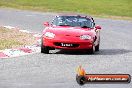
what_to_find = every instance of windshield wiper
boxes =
[58,23,71,26]
[81,26,90,28]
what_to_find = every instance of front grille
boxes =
[54,42,79,48]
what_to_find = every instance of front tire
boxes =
[41,38,49,54]
[88,45,95,54]
[41,45,49,54]
[95,36,100,51]
[95,44,99,51]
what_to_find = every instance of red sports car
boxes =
[41,14,101,54]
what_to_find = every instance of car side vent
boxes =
[76,36,80,37]
[65,35,70,36]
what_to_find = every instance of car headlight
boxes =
[80,35,91,40]
[44,32,55,39]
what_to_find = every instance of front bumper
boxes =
[42,36,94,50]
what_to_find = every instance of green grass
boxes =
[0,39,23,50]
[0,0,132,18]
[0,27,36,50]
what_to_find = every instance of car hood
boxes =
[46,26,95,36]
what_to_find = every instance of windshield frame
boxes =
[52,16,95,28]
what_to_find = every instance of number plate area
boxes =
[54,42,79,48]
[61,43,73,47]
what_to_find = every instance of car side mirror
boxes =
[43,22,49,26]
[95,25,101,29]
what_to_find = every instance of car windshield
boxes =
[52,16,94,28]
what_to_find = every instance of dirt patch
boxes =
[0,27,36,50]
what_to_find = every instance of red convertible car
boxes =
[41,14,101,54]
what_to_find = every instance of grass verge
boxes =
[0,27,36,50]
[0,0,132,19]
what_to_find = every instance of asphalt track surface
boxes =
[0,8,132,88]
